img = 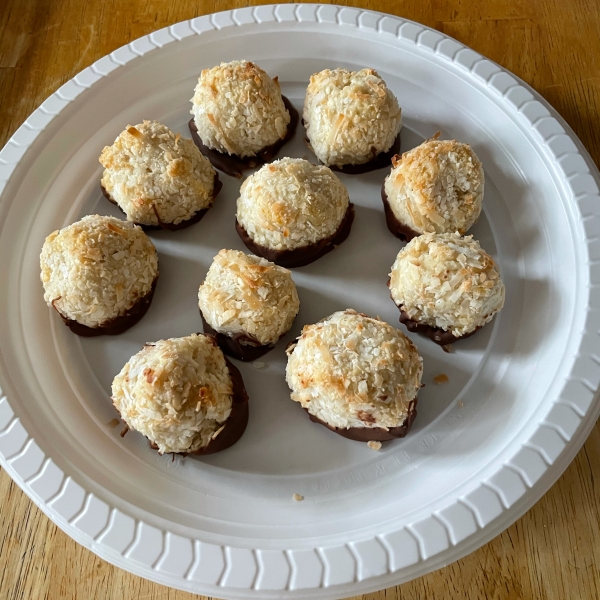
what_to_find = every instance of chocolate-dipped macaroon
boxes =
[286,310,423,443]
[236,158,354,268]
[100,120,220,230]
[303,68,402,174]
[389,232,505,345]
[382,136,484,241]
[198,249,300,361]
[189,60,298,178]
[40,215,159,336]
[112,334,249,456]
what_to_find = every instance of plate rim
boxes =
[1,4,599,598]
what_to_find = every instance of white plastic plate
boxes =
[1,5,599,599]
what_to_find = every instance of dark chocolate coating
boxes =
[188,96,299,178]
[398,309,480,346]
[303,121,401,174]
[303,398,418,441]
[381,181,420,242]
[101,173,222,231]
[54,277,158,337]
[200,310,276,362]
[146,354,249,456]
[186,357,249,455]
[236,203,355,268]
[386,278,480,345]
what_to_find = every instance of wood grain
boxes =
[1,1,599,599]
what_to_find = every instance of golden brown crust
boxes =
[389,232,505,337]
[40,215,158,328]
[285,310,423,430]
[236,158,349,251]
[303,68,402,167]
[198,250,300,346]
[190,60,290,158]
[384,138,484,235]
[100,120,216,226]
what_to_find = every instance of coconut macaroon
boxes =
[286,310,423,442]
[189,60,298,177]
[198,250,300,361]
[388,232,505,345]
[382,136,484,241]
[303,68,402,173]
[236,158,354,268]
[40,215,159,336]
[99,120,220,230]
[112,334,249,455]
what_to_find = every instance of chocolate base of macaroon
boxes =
[236,203,355,268]
[386,278,480,346]
[178,356,249,456]
[303,399,418,442]
[399,308,480,346]
[381,182,420,242]
[101,173,222,232]
[188,96,299,178]
[200,310,277,362]
[303,124,401,175]
[145,356,249,457]
[53,277,158,337]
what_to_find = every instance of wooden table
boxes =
[1,1,599,598]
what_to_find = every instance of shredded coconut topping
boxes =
[112,334,233,454]
[99,120,216,227]
[198,249,300,346]
[236,158,349,251]
[384,137,484,235]
[40,215,158,328]
[190,60,290,158]
[286,310,423,430]
[389,232,505,336]
[303,68,401,167]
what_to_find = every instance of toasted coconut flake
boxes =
[190,60,290,158]
[111,334,233,454]
[237,158,349,251]
[367,440,382,450]
[286,310,423,430]
[199,249,299,346]
[127,126,143,138]
[384,138,484,235]
[389,232,505,337]
[40,215,158,328]
[100,120,215,226]
[303,68,401,167]
[211,424,226,440]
